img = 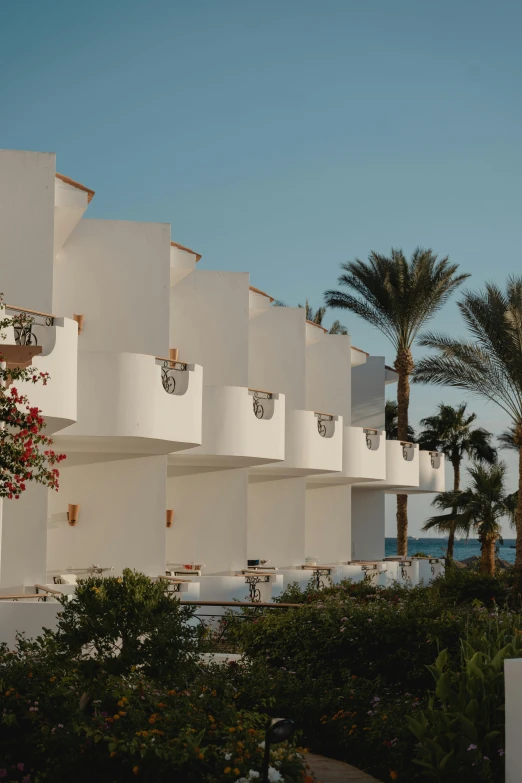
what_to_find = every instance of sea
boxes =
[385,537,517,563]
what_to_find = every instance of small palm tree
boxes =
[273,299,348,334]
[424,463,514,576]
[325,248,468,555]
[413,277,522,580]
[417,403,497,558]
[385,400,416,442]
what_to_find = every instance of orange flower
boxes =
[119,711,126,716]
[233,770,240,776]
[133,766,139,776]
[390,773,398,781]
[198,753,204,760]
[112,714,120,721]
[110,751,117,758]
[224,768,232,775]
[49,677,56,683]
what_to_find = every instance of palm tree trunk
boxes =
[514,440,522,591]
[395,350,414,556]
[480,534,496,576]
[447,458,461,560]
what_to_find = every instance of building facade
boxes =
[0,149,445,640]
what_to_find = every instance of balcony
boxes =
[1,304,78,434]
[309,426,386,486]
[361,439,420,491]
[251,409,343,478]
[414,450,445,493]
[169,386,285,469]
[55,352,203,455]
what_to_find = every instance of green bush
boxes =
[408,625,522,781]
[0,572,312,783]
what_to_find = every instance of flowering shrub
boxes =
[226,578,522,781]
[0,654,310,782]
[0,573,313,782]
[0,298,65,498]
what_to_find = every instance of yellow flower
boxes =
[224,768,232,775]
[117,578,122,583]
[49,677,56,683]
[112,714,120,721]
[233,770,240,776]
[208,715,215,722]
[117,700,125,707]
[382,715,388,721]
[228,727,235,733]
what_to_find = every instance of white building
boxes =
[0,149,445,639]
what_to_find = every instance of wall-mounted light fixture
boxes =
[166,509,174,528]
[73,314,84,334]
[67,504,80,526]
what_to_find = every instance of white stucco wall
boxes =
[351,357,386,429]
[0,603,61,649]
[166,468,248,574]
[247,477,306,567]
[0,484,49,591]
[47,456,167,577]
[0,149,56,312]
[351,489,385,560]
[170,270,249,387]
[53,219,170,357]
[305,484,352,564]
[248,307,306,410]
[306,333,352,420]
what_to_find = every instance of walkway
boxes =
[306,753,381,783]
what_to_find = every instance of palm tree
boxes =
[273,299,348,334]
[413,277,522,581]
[424,462,514,576]
[324,248,469,555]
[417,403,497,558]
[385,400,416,442]
[498,425,518,452]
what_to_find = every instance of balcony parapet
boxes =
[0,304,78,434]
[55,352,203,455]
[170,385,285,467]
[252,409,343,478]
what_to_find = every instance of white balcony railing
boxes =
[281,409,343,475]
[176,385,285,466]
[418,450,445,492]
[56,351,203,454]
[384,439,420,489]
[1,305,78,434]
[342,426,386,483]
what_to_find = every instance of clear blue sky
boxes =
[1,0,521,534]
